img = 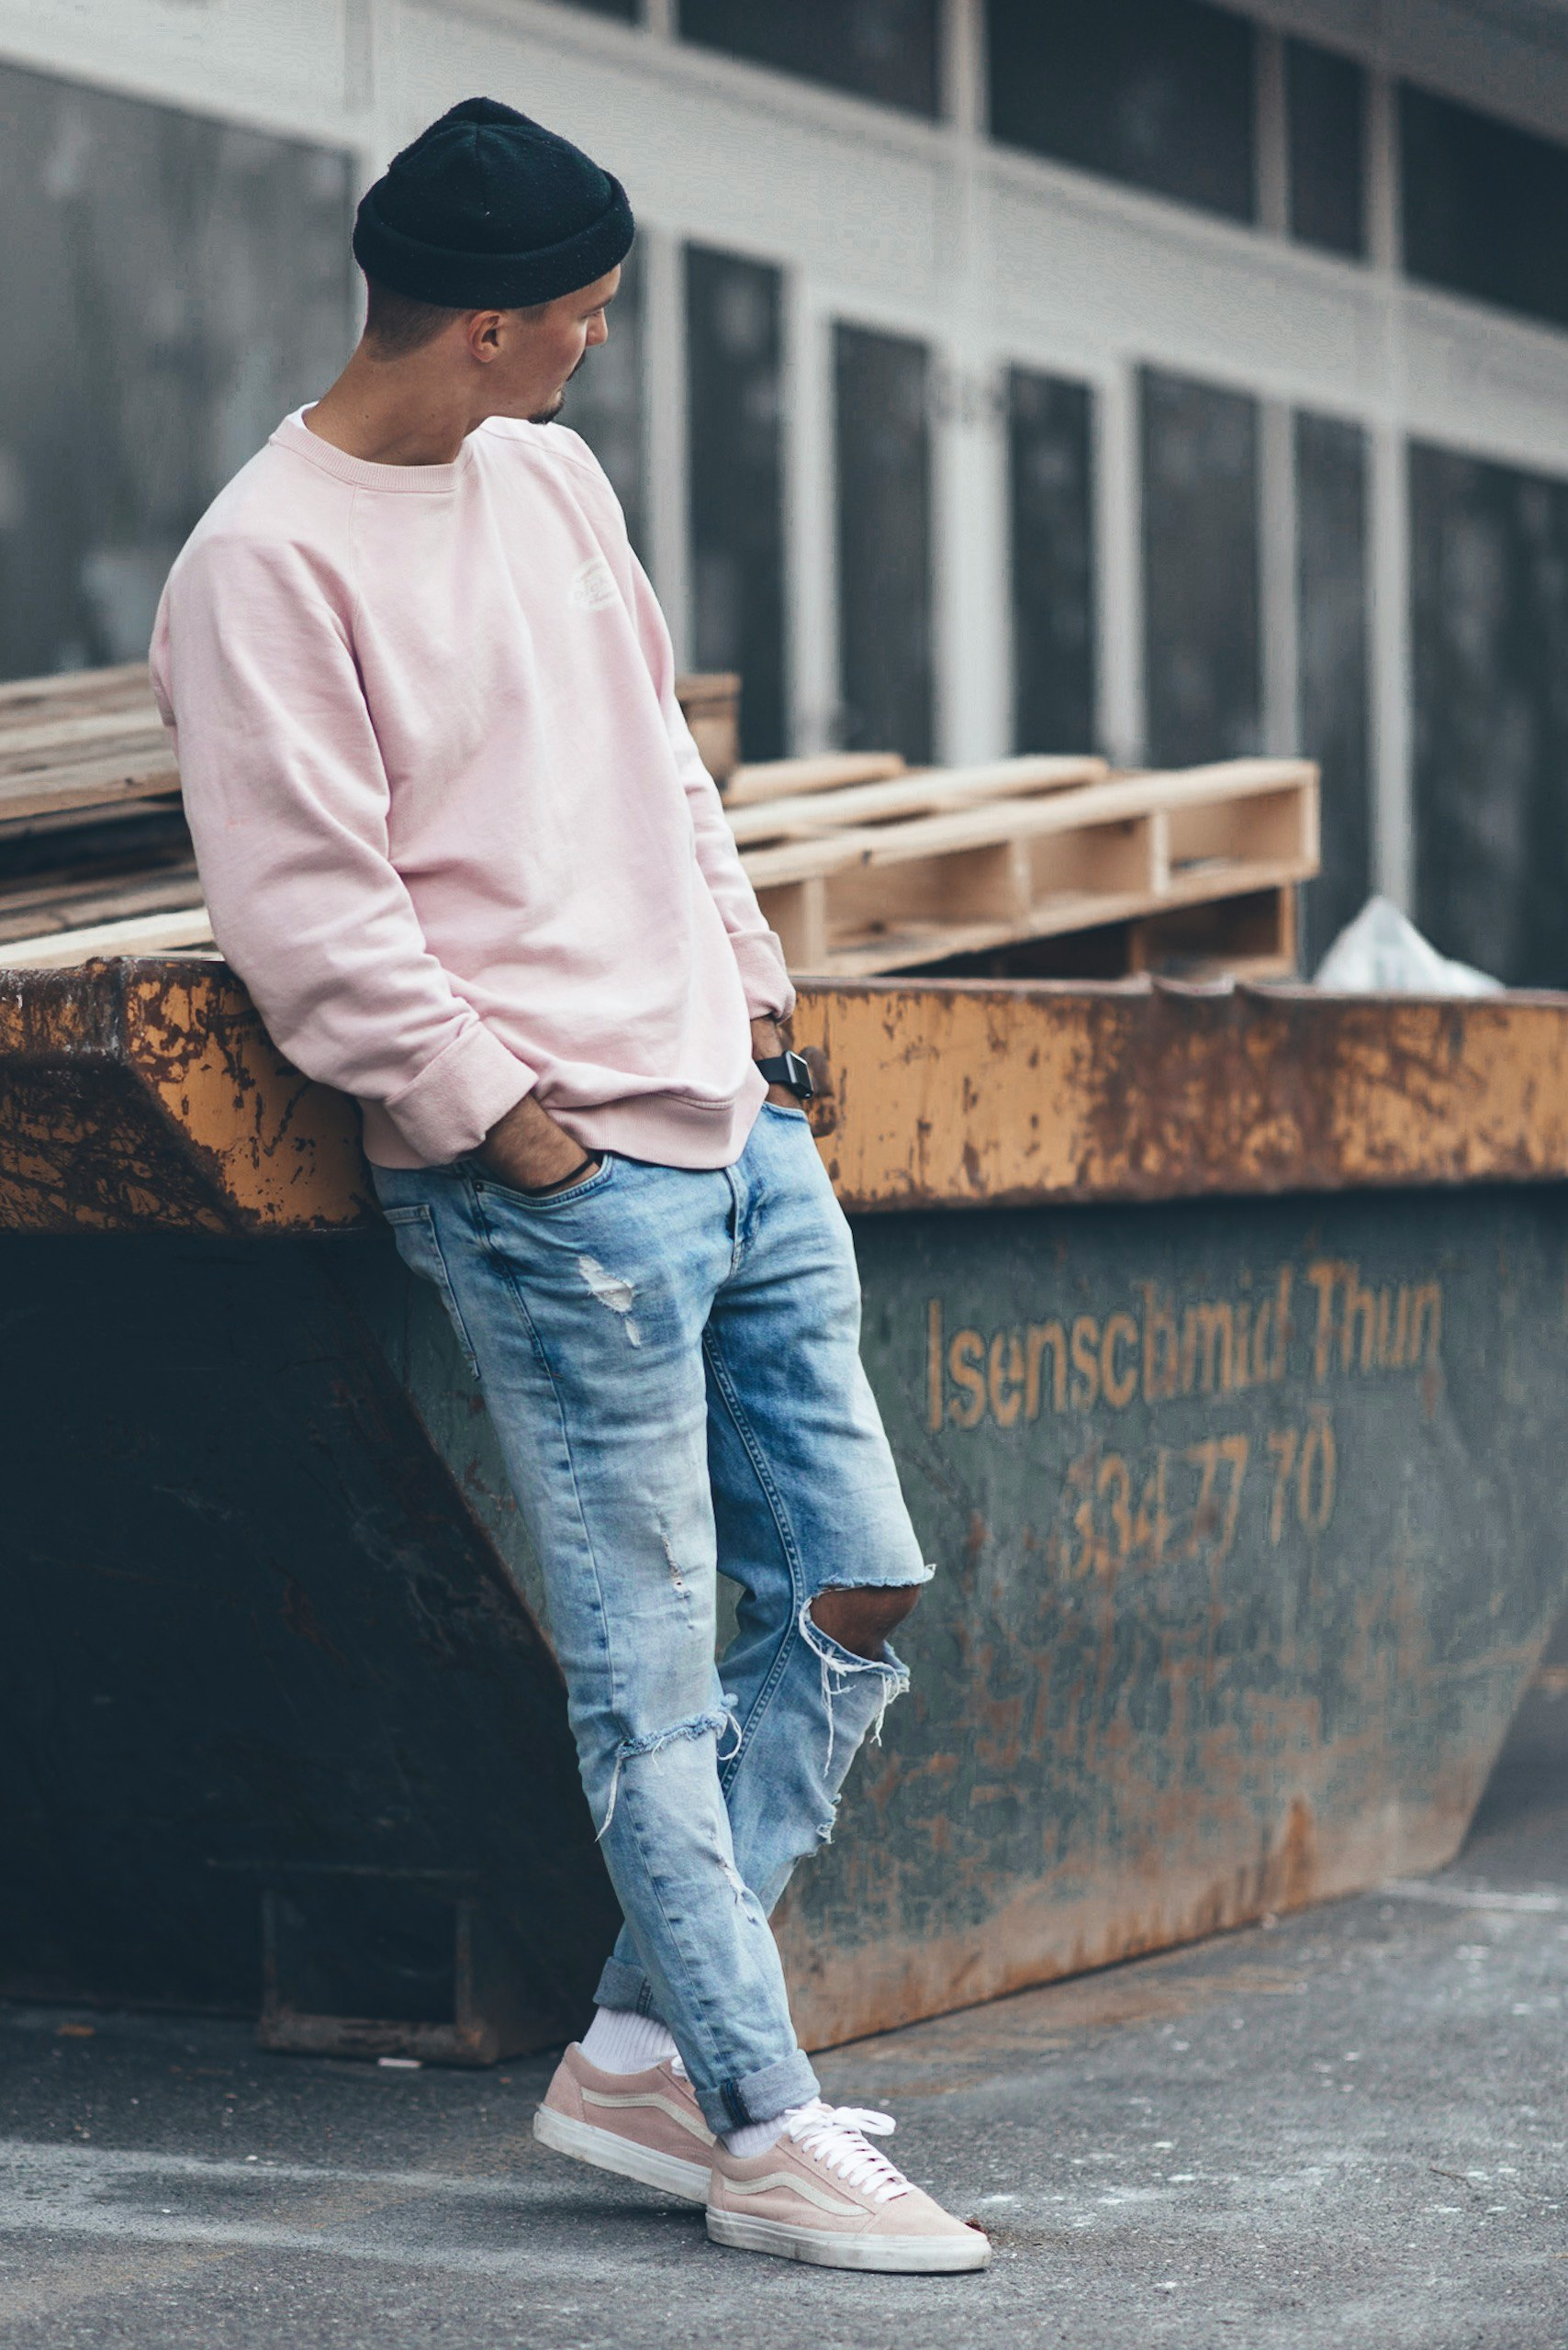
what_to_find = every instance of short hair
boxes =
[360,274,552,357]
[361,275,469,356]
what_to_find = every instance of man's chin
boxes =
[526,390,566,426]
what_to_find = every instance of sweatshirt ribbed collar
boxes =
[272,408,476,494]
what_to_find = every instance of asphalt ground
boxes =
[2,1683,1565,2350]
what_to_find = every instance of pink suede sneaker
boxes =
[707,2100,991,2271]
[533,2042,714,2204]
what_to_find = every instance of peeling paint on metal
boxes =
[0,960,369,1232]
[6,965,1568,1233]
[772,1184,1568,2050]
[791,979,1568,1212]
[2,962,1566,2068]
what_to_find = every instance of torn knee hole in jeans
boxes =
[594,1705,733,1841]
[798,1596,913,1777]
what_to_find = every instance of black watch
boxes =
[756,1048,814,1102]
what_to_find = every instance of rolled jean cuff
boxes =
[592,1953,661,2018]
[588,1960,818,2130]
[699,2046,821,2137]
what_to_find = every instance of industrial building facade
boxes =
[9,0,1568,974]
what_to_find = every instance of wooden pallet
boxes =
[745,755,1318,976]
[723,752,908,805]
[0,655,1317,981]
[726,754,1107,847]
[0,852,202,947]
[0,903,217,968]
[0,668,177,835]
[0,666,745,965]
[918,882,1300,986]
[0,755,1317,976]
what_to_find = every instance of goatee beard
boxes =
[530,349,588,427]
[528,388,566,426]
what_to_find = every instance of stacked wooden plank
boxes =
[0,661,174,819]
[0,668,747,970]
[0,663,1318,982]
[0,664,207,965]
[726,748,1316,981]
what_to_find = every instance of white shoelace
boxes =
[782,2100,911,2202]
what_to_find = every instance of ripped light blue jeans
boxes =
[371,1102,930,2135]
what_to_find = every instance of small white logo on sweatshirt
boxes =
[569,556,620,612]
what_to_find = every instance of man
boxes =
[151,97,987,2275]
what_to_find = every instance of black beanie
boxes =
[353,96,634,308]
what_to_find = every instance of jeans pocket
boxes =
[468,1154,618,1214]
[380,1203,481,1380]
[760,1101,810,1123]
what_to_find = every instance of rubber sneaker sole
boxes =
[706,2206,991,2271]
[533,2103,711,2204]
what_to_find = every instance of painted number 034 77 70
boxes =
[1052,1407,1337,1577]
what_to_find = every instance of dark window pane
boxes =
[1285,38,1365,259]
[988,0,1256,223]
[1411,442,1568,987]
[0,63,352,677]
[1295,412,1371,963]
[1008,369,1097,752]
[560,242,644,558]
[834,323,933,763]
[686,245,786,761]
[1140,368,1260,767]
[1401,85,1568,333]
[679,0,938,118]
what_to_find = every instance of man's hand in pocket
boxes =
[476,1094,599,1194]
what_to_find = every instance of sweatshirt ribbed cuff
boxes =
[383,1019,534,1165]
[732,933,796,1021]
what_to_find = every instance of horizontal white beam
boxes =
[12,1,1568,485]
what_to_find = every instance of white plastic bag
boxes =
[1313,896,1504,997]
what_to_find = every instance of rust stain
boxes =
[6,963,1568,1232]
[778,1786,1457,2053]
[1264,1796,1316,1913]
[127,970,370,1228]
[0,959,372,1232]
[790,979,1568,1214]
[4,959,1547,2064]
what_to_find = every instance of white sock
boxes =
[579,2007,678,2075]
[722,2102,812,2160]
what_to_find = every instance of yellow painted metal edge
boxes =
[791,979,1568,1212]
[123,970,372,1228]
[5,964,1568,1231]
[0,962,370,1231]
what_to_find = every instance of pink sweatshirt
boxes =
[150,409,793,1169]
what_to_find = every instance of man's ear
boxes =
[466,310,506,364]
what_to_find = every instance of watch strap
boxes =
[756,1049,814,1101]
